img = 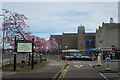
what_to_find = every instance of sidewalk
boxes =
[2,60,66,80]
[91,61,119,80]
[91,61,119,72]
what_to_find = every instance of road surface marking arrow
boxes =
[74,65,83,68]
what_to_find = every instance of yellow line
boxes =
[58,63,70,80]
[58,67,66,80]
[61,66,69,80]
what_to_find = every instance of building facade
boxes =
[96,18,120,50]
[50,18,120,51]
[50,25,95,50]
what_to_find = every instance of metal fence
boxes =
[2,53,61,66]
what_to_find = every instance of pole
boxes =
[31,38,34,69]
[14,36,17,71]
[31,52,34,69]
[28,52,30,66]
[14,53,16,71]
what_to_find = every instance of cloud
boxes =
[2,0,120,2]
[2,2,118,39]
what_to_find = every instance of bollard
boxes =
[97,55,102,66]
[106,56,111,71]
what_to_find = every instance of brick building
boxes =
[50,25,96,50]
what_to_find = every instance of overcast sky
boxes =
[1,1,118,39]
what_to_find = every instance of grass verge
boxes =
[2,61,48,72]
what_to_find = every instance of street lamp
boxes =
[0,14,5,68]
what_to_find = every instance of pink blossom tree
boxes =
[1,9,58,52]
[1,9,30,49]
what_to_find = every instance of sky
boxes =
[1,1,119,40]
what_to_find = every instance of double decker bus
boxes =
[60,49,93,61]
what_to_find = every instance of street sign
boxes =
[43,50,46,55]
[99,40,103,44]
[8,50,10,54]
[65,45,68,49]
[87,40,93,47]
[106,57,111,70]
[112,45,115,50]
[17,43,32,53]
[106,58,110,63]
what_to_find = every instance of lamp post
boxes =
[0,14,5,68]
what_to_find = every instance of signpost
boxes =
[31,38,34,69]
[111,45,116,60]
[14,36,17,71]
[17,43,32,53]
[14,36,34,70]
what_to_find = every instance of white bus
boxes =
[60,49,92,61]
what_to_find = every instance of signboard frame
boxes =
[16,40,33,53]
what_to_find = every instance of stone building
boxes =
[96,18,120,50]
[50,25,95,50]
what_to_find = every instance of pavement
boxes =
[2,60,66,80]
[90,61,120,80]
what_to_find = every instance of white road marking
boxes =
[73,61,83,64]
[89,63,93,67]
[74,65,83,68]
[100,72,109,80]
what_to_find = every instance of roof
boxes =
[62,49,80,52]
[78,24,85,28]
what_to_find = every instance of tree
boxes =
[1,9,30,49]
[1,9,58,52]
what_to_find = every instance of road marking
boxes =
[58,69,66,80]
[89,63,93,67]
[73,61,82,64]
[61,66,69,80]
[100,72,109,80]
[53,66,65,79]
[58,65,69,80]
[74,65,83,68]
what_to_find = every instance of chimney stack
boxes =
[110,17,114,23]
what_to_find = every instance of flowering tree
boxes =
[1,9,31,49]
[27,34,58,52]
[1,9,58,52]
[47,37,59,52]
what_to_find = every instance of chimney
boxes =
[110,17,114,23]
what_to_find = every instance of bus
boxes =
[60,49,93,61]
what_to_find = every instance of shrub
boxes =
[21,59,26,63]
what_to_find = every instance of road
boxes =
[58,61,106,80]
[1,55,119,80]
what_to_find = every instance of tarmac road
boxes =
[59,61,107,80]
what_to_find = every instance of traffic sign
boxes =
[106,58,110,63]
[43,50,46,55]
[106,57,111,70]
[8,50,10,54]
[112,45,115,50]
[65,45,68,49]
